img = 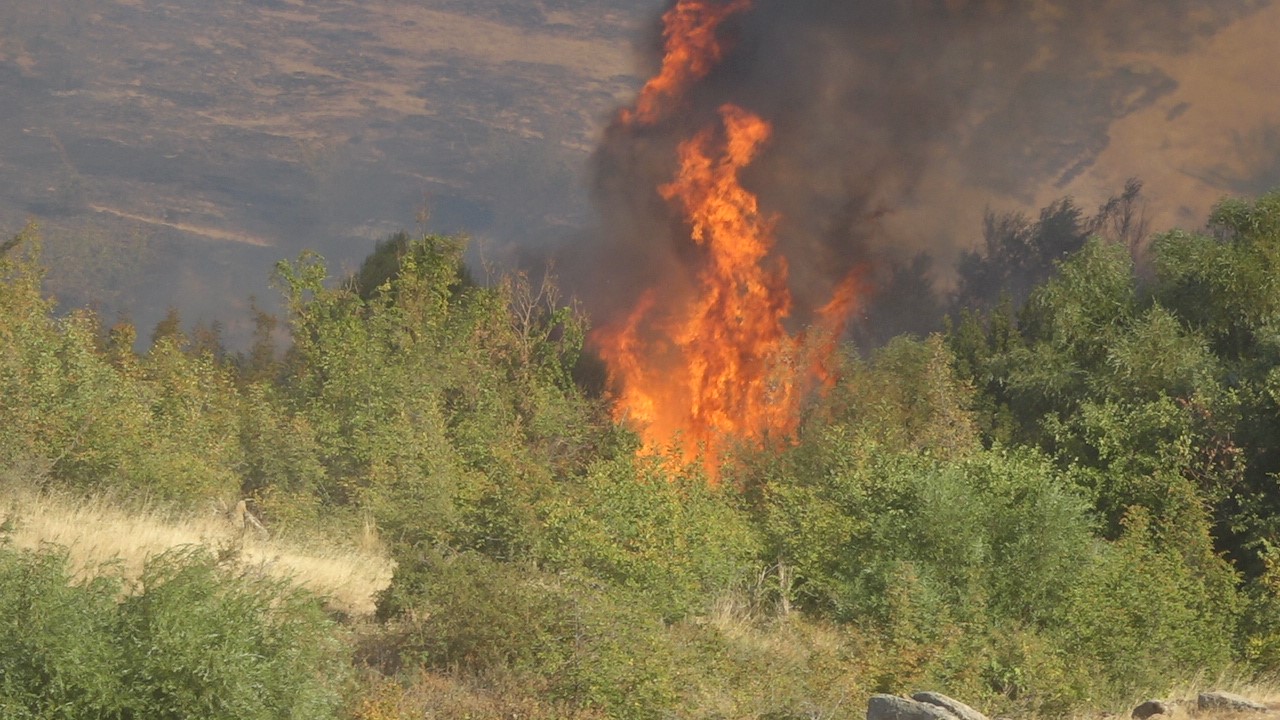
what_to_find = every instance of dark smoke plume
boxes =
[572,0,1274,340]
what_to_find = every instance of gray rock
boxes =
[1132,700,1169,719]
[868,695,960,720]
[1198,692,1267,713]
[912,692,989,720]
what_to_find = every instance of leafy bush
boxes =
[1239,543,1280,670]
[1061,509,1239,698]
[804,335,980,460]
[375,550,684,720]
[273,234,607,560]
[0,227,244,504]
[762,442,1095,625]
[0,543,124,717]
[0,543,348,719]
[757,428,1243,710]
[538,454,761,620]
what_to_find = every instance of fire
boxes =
[621,0,752,126]
[811,272,866,387]
[595,103,864,478]
[594,0,866,479]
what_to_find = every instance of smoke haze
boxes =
[579,0,1280,332]
[2,0,1276,347]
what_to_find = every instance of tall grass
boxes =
[0,489,393,616]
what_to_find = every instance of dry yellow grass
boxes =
[0,490,394,617]
[1071,673,1280,720]
[349,669,607,720]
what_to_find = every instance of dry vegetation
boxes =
[1080,683,1280,720]
[0,489,393,617]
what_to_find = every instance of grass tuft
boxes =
[0,489,393,616]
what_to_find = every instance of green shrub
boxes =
[0,544,124,718]
[376,550,569,671]
[0,227,246,504]
[0,543,348,719]
[1059,509,1238,700]
[807,335,980,460]
[1240,542,1280,670]
[762,443,1096,626]
[538,454,761,620]
[376,550,684,720]
[759,436,1238,710]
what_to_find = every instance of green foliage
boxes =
[953,180,1149,315]
[0,544,123,718]
[1146,191,1280,577]
[0,226,247,504]
[376,551,684,720]
[945,191,1280,688]
[955,197,1092,311]
[1239,542,1280,670]
[0,543,347,719]
[273,233,605,558]
[760,436,1241,708]
[761,442,1095,626]
[1003,238,1138,431]
[753,335,988,621]
[1062,509,1239,698]
[237,383,327,498]
[949,233,1242,551]
[813,335,980,458]
[12,187,1280,719]
[128,337,245,499]
[118,548,348,719]
[756,316,1243,706]
[539,454,761,620]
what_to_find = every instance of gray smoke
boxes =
[574,0,1274,335]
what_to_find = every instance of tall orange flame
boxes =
[595,0,866,480]
[622,0,752,126]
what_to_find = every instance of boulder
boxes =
[912,692,989,720]
[1132,700,1169,719]
[868,695,960,720]
[1198,692,1267,713]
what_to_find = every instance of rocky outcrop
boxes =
[868,694,961,720]
[1132,700,1170,719]
[1198,692,1268,713]
[912,691,989,720]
